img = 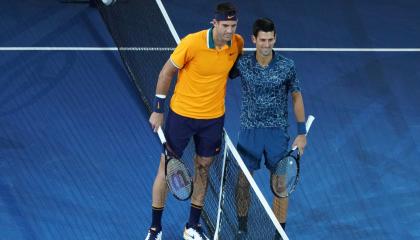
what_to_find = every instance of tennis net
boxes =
[95,0,288,239]
[181,130,288,240]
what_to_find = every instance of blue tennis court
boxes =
[1,0,419,239]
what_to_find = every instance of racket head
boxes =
[270,150,300,198]
[164,154,193,201]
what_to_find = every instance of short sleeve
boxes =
[288,63,301,93]
[170,34,194,69]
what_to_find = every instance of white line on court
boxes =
[1,47,419,52]
[0,47,119,51]
[155,0,181,44]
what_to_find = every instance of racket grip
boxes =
[292,115,315,151]
[306,115,315,133]
[157,127,166,144]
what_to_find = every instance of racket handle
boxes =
[306,115,315,133]
[157,127,166,144]
[292,115,315,151]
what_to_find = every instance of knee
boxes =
[156,170,165,182]
[156,156,166,179]
[195,155,213,169]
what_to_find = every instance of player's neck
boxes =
[256,51,273,67]
[213,31,228,49]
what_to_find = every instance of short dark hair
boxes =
[215,2,237,16]
[252,18,276,38]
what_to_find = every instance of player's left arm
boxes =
[291,91,307,154]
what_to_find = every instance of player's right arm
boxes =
[149,59,178,132]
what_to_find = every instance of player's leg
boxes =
[183,115,224,240]
[146,109,193,240]
[264,127,289,239]
[273,196,288,239]
[182,154,214,240]
[146,154,167,240]
[235,170,251,236]
[235,128,264,237]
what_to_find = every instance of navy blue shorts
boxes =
[164,109,224,158]
[237,128,290,172]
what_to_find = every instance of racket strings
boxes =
[271,156,298,197]
[166,159,193,200]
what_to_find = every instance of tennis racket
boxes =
[157,127,193,201]
[270,115,315,198]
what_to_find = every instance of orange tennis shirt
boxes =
[169,28,244,119]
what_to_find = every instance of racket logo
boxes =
[170,170,188,190]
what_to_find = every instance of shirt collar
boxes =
[207,27,232,49]
[253,50,276,68]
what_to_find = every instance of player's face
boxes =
[252,31,276,56]
[214,20,237,42]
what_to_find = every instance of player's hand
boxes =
[149,112,164,132]
[292,135,307,155]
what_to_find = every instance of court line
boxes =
[0,47,120,51]
[156,0,180,44]
[1,47,420,52]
